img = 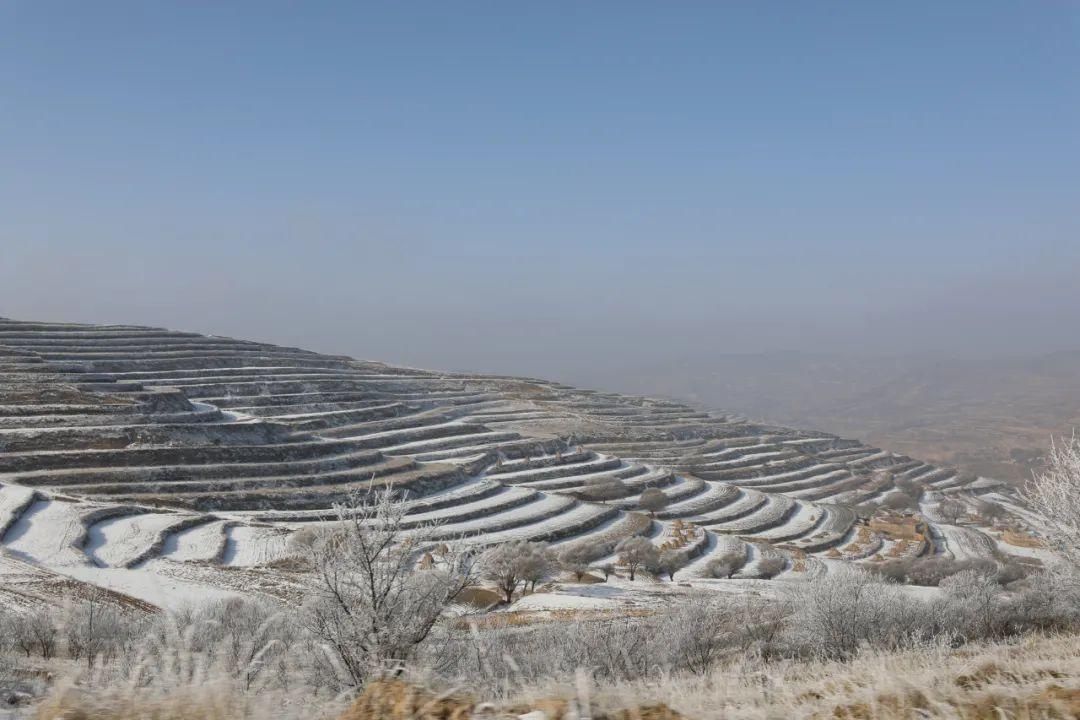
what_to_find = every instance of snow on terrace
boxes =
[85,511,195,568]
[3,497,92,567]
[60,564,241,610]
[1,497,242,610]
[457,501,611,546]
[750,501,822,541]
[679,532,745,578]
[511,584,627,611]
[221,524,292,567]
[732,463,840,486]
[422,492,574,537]
[938,524,998,562]
[692,450,790,467]
[161,519,229,563]
[0,483,36,535]
[694,442,774,458]
[400,485,536,525]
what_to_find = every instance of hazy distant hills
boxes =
[583,351,1080,483]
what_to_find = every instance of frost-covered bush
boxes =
[298,486,474,688]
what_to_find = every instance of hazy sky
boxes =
[2,2,1079,380]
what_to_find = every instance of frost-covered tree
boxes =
[586,476,628,503]
[1024,436,1080,572]
[972,498,1006,523]
[66,589,127,668]
[638,488,669,517]
[756,556,788,579]
[517,542,556,592]
[882,491,918,512]
[299,487,474,687]
[938,497,966,524]
[656,549,687,581]
[11,608,58,659]
[616,536,659,581]
[707,548,747,579]
[481,540,552,600]
[558,544,593,582]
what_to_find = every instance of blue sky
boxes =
[2,2,1078,377]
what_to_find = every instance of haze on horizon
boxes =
[3,2,1079,388]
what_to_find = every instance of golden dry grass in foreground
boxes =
[30,634,1080,720]
[542,633,1080,719]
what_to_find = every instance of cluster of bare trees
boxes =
[481,541,556,602]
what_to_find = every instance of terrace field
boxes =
[0,317,1047,612]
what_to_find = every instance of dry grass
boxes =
[1004,529,1046,548]
[545,633,1080,719]
[26,633,1080,719]
[32,682,341,720]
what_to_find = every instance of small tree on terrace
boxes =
[1023,436,1080,572]
[938,497,966,524]
[639,488,669,518]
[973,498,1006,524]
[299,486,474,687]
[707,548,747,579]
[882,491,918,513]
[586,476,629,503]
[518,542,556,592]
[480,540,553,600]
[657,549,686,581]
[481,542,526,604]
[616,536,659,581]
[558,544,593,582]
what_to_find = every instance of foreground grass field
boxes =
[24,632,1080,719]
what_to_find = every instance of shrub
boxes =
[299,486,474,687]
[706,549,747,579]
[871,556,997,586]
[756,556,787,579]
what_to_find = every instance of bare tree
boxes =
[616,536,659,581]
[66,589,126,668]
[938,498,966,524]
[299,486,474,687]
[584,476,628,503]
[658,593,737,674]
[854,502,879,521]
[638,488,669,518]
[518,542,556,592]
[893,477,923,500]
[1023,435,1080,571]
[972,498,1006,523]
[16,608,58,660]
[481,542,526,603]
[882,491,918,513]
[656,549,687,581]
[558,544,593,582]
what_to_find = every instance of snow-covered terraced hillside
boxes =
[0,317,1026,606]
